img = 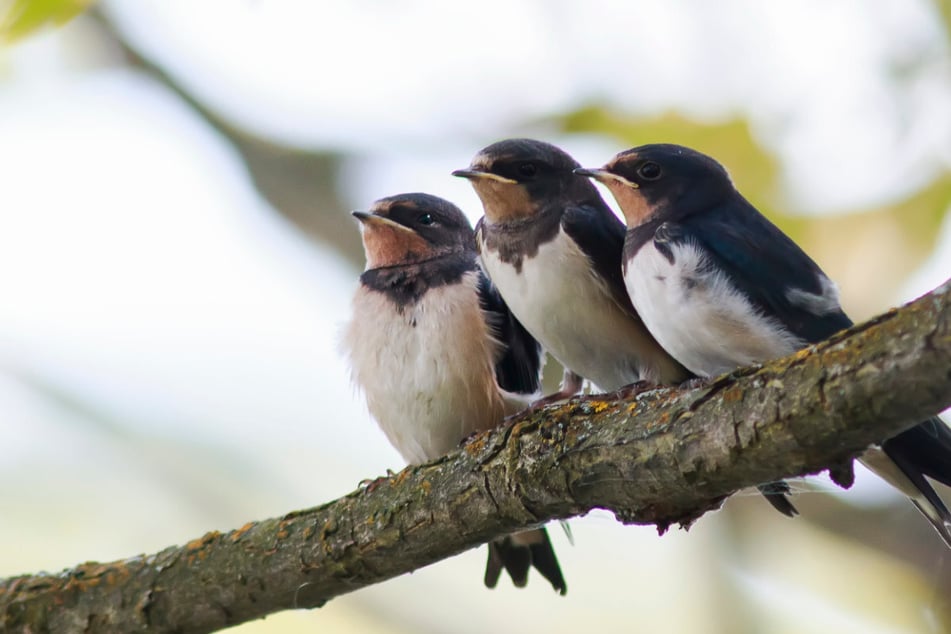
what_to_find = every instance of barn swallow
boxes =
[577,144,951,546]
[454,139,797,517]
[341,193,567,593]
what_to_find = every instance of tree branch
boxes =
[3,279,951,633]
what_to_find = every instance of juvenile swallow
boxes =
[342,193,567,593]
[577,144,951,546]
[454,139,797,517]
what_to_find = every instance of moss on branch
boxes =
[2,279,950,634]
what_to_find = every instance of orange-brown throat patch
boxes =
[360,219,432,269]
[469,178,536,223]
[603,179,653,228]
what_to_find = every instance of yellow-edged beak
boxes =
[573,167,639,189]
[351,211,418,233]
[451,169,517,184]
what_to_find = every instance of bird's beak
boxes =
[573,167,639,189]
[351,211,417,233]
[451,169,517,184]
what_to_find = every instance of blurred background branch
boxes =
[84,6,360,266]
[2,2,950,633]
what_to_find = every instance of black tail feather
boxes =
[484,528,566,595]
[757,481,799,517]
[485,539,530,589]
[880,418,951,548]
[908,498,951,549]
[883,417,951,489]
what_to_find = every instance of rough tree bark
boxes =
[2,278,951,633]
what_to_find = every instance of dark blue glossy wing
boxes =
[672,197,853,343]
[560,202,637,314]
[660,196,951,531]
[477,272,544,395]
[883,416,951,490]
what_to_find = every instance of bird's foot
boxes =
[679,376,713,390]
[359,469,397,493]
[523,369,585,413]
[590,380,655,402]
[458,429,487,448]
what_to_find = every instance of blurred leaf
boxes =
[561,107,783,215]
[556,105,951,317]
[86,9,363,269]
[785,173,951,316]
[936,0,951,39]
[0,0,94,44]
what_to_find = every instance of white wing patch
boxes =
[625,241,805,377]
[785,275,842,316]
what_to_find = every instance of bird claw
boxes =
[594,380,655,401]
[572,381,656,406]
[679,376,713,390]
[528,380,657,412]
[458,430,485,448]
[358,469,397,493]
[523,370,585,412]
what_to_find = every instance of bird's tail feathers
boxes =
[909,498,951,549]
[484,528,566,595]
[757,481,799,517]
[883,417,951,489]
[862,431,951,549]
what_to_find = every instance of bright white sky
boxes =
[102,0,951,211]
[0,1,949,632]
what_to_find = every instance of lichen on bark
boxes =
[1,279,950,634]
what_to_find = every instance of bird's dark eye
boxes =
[417,213,435,226]
[517,163,538,178]
[638,161,662,180]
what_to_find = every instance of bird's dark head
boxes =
[452,138,601,223]
[575,144,735,227]
[353,193,475,270]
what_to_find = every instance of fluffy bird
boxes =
[342,192,567,593]
[577,144,951,546]
[454,138,797,517]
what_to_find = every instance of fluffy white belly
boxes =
[625,241,803,377]
[342,272,505,464]
[482,230,661,390]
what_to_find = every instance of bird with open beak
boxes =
[577,143,951,547]
[342,192,567,594]
[453,138,797,517]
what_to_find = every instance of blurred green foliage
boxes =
[0,0,93,43]
[561,108,782,214]
[0,4,948,633]
[938,0,951,36]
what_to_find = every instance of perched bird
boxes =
[577,144,951,546]
[341,192,567,593]
[453,138,797,517]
